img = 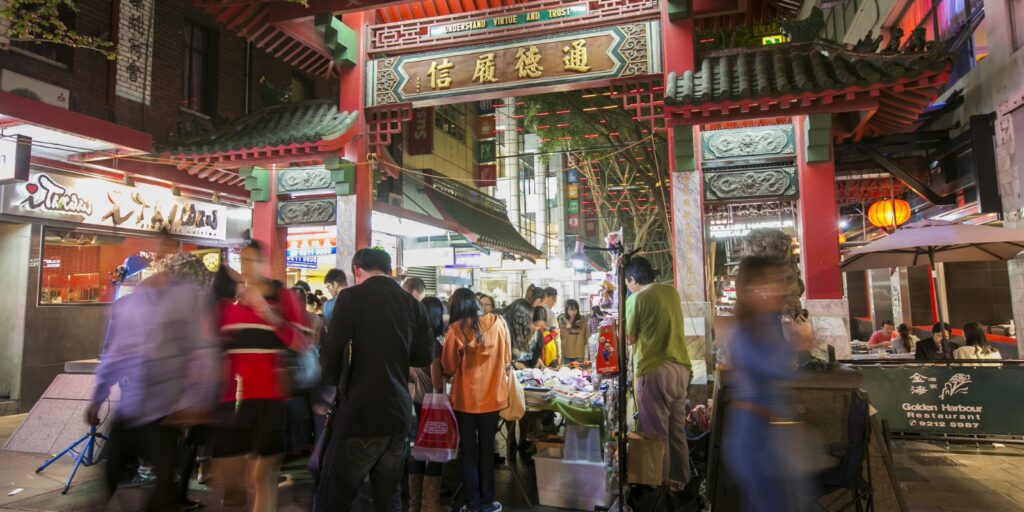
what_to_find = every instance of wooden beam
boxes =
[854,144,955,205]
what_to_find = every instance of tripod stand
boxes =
[36,424,109,494]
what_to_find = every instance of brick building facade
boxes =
[0,0,338,149]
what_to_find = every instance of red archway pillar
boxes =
[341,10,374,255]
[794,115,842,299]
[251,168,288,281]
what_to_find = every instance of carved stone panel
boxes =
[704,167,798,201]
[277,167,333,193]
[701,125,796,162]
[277,199,337,226]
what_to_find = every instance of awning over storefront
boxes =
[663,41,952,137]
[420,173,543,260]
[160,99,358,185]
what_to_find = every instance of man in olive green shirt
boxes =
[625,256,691,492]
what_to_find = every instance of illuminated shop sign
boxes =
[449,251,503,269]
[2,170,228,240]
[286,234,337,258]
[708,219,794,239]
[428,5,588,37]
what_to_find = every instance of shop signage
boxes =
[708,219,794,239]
[568,200,579,214]
[286,234,337,258]
[477,100,496,115]
[476,140,497,163]
[566,168,578,184]
[407,107,434,156]
[858,365,1024,436]
[476,115,497,139]
[450,250,503,269]
[43,257,61,269]
[0,135,30,183]
[404,247,454,267]
[475,164,497,188]
[369,22,660,106]
[567,184,579,199]
[286,256,319,270]
[427,4,588,38]
[568,214,580,230]
[2,170,227,240]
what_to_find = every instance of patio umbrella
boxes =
[841,220,1024,340]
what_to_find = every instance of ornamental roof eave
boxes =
[662,40,954,133]
[159,99,359,164]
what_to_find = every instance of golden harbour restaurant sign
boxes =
[368,22,660,106]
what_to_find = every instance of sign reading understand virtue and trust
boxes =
[369,22,660,106]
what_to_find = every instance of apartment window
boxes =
[290,74,314,102]
[435,104,467,143]
[182,21,214,113]
[11,8,75,66]
[1011,0,1024,51]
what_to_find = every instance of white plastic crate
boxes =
[533,448,611,511]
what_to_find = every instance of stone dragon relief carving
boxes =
[702,126,795,161]
[277,199,337,226]
[278,168,332,193]
[704,167,798,201]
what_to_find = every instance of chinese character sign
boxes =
[115,0,155,104]
[370,22,659,106]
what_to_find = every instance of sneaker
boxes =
[483,502,502,512]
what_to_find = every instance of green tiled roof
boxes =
[424,176,543,260]
[162,99,358,158]
[665,42,950,106]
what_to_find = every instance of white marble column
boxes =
[336,195,358,273]
[671,158,710,384]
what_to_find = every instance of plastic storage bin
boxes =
[563,424,602,462]
[534,448,611,510]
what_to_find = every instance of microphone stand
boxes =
[581,242,639,511]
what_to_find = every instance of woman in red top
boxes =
[211,241,306,512]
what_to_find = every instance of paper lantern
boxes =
[867,199,911,230]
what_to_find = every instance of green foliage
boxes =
[1,0,116,59]
[520,90,672,275]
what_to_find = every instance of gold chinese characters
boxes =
[563,39,592,72]
[427,58,454,89]
[472,53,498,84]
[515,45,544,78]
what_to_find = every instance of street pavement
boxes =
[1,413,1023,511]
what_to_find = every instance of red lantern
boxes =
[867,199,911,230]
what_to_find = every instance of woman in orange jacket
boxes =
[441,288,510,512]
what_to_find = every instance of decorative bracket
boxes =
[805,113,832,163]
[325,157,357,196]
[239,166,270,202]
[673,126,696,172]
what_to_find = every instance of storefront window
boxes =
[39,229,219,305]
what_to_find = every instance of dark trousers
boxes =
[456,411,499,510]
[105,418,181,512]
[312,434,408,512]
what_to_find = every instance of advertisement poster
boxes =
[475,164,497,188]
[408,107,434,155]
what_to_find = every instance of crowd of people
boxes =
[865,319,1004,360]
[92,242,699,512]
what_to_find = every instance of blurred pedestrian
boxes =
[409,296,448,512]
[403,277,427,302]
[892,323,918,354]
[322,268,348,322]
[624,256,692,498]
[724,255,812,511]
[211,241,308,512]
[506,299,542,370]
[314,248,434,512]
[478,293,496,315]
[86,241,219,512]
[954,322,1002,360]
[915,322,956,360]
[558,299,590,363]
[441,289,510,512]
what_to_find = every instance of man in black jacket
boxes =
[915,322,957,360]
[313,248,434,512]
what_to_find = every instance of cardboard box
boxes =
[626,433,665,486]
[535,435,564,456]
